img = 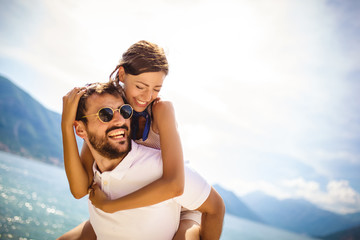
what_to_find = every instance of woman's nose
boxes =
[143,90,153,101]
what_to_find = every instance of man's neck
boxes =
[91,151,128,173]
[85,139,133,173]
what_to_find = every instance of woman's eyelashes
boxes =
[136,85,161,93]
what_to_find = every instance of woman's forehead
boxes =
[126,71,165,86]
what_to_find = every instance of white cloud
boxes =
[283,178,360,214]
[327,180,360,205]
[222,177,360,214]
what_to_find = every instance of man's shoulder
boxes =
[132,140,160,153]
[131,141,161,160]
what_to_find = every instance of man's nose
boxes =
[112,110,126,124]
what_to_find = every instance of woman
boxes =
[59,40,202,240]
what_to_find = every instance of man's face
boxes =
[83,93,131,159]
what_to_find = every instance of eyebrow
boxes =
[135,81,162,88]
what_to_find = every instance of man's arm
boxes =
[196,187,225,240]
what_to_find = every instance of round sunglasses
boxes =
[82,104,133,123]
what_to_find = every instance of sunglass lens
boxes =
[120,105,133,119]
[98,108,114,122]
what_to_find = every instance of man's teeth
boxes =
[109,130,125,137]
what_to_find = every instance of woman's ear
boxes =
[74,121,87,139]
[118,66,126,83]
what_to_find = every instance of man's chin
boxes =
[108,138,131,158]
[112,139,129,148]
[88,132,132,160]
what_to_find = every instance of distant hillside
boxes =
[0,75,63,166]
[242,191,360,237]
[320,224,360,240]
[344,212,360,223]
[213,184,263,223]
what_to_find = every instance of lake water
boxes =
[0,151,320,240]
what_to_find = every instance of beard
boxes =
[87,126,131,160]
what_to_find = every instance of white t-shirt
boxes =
[88,141,211,240]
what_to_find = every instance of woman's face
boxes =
[120,71,166,112]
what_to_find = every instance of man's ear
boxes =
[118,66,125,83]
[74,121,87,139]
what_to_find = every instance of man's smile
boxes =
[108,129,125,139]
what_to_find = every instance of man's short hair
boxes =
[75,82,126,124]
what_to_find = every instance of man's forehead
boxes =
[86,93,124,111]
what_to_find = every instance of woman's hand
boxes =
[62,87,86,128]
[89,184,111,212]
[152,97,161,106]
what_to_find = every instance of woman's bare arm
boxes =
[62,88,93,199]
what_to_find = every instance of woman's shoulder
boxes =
[151,98,174,115]
[150,98,176,131]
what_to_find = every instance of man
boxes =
[73,82,225,240]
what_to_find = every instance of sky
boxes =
[0,0,360,215]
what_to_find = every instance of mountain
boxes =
[344,212,360,223]
[0,75,63,166]
[242,191,360,237]
[213,184,263,223]
[320,224,360,240]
